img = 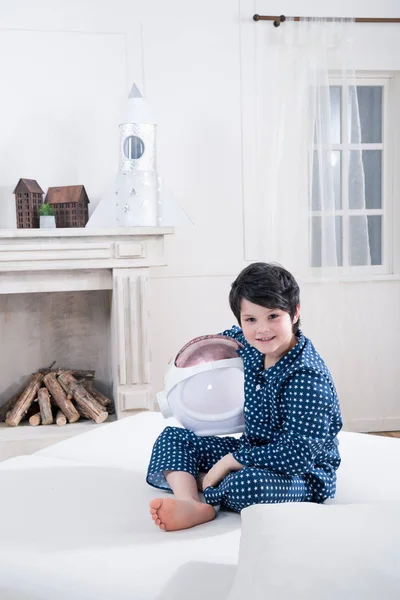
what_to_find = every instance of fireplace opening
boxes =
[0,290,113,428]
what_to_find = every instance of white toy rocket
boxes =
[116,83,160,226]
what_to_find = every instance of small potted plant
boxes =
[39,202,56,228]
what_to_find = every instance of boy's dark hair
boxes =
[229,262,301,333]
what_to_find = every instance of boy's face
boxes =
[239,299,300,363]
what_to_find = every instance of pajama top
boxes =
[222,326,342,502]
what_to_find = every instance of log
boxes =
[39,368,95,380]
[38,388,53,425]
[55,409,67,426]
[5,374,43,427]
[74,397,110,421]
[43,373,80,423]
[29,412,41,427]
[0,390,21,422]
[75,404,94,421]
[7,403,37,420]
[82,379,93,391]
[58,373,108,424]
[60,369,95,380]
[82,383,111,407]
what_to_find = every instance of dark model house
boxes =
[13,178,44,228]
[45,185,90,228]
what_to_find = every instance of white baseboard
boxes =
[343,417,400,433]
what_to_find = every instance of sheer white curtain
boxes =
[254,18,370,277]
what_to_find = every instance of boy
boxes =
[147,263,342,531]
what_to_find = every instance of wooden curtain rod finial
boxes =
[253,14,286,26]
[274,15,286,27]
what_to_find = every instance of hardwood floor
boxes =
[367,431,400,438]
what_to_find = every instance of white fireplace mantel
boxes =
[0,227,173,418]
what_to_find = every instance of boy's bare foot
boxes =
[149,498,216,531]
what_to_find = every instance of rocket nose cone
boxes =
[129,83,143,99]
[119,82,156,125]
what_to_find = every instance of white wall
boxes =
[0,0,399,430]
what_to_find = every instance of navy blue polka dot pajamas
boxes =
[146,328,342,512]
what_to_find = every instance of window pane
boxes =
[367,215,382,265]
[349,86,382,144]
[349,215,375,266]
[349,150,382,210]
[311,216,343,267]
[363,150,382,209]
[330,86,341,144]
[312,151,341,210]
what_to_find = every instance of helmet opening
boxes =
[175,335,243,368]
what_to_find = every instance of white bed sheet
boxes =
[329,430,400,504]
[1,413,399,600]
[0,413,241,600]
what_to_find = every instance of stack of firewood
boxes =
[0,368,113,427]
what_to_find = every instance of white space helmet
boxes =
[157,334,245,436]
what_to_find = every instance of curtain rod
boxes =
[253,14,400,27]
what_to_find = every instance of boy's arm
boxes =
[232,370,340,476]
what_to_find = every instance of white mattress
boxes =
[0,413,241,600]
[330,430,400,503]
[0,412,399,600]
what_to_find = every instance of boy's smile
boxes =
[240,298,300,368]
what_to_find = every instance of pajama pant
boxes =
[146,426,313,513]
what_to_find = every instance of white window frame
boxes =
[309,72,395,278]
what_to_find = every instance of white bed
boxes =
[0,412,399,600]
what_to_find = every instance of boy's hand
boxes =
[202,453,244,490]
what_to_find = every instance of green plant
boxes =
[39,203,55,217]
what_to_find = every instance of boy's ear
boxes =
[293,304,301,323]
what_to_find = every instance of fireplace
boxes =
[0,227,172,428]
